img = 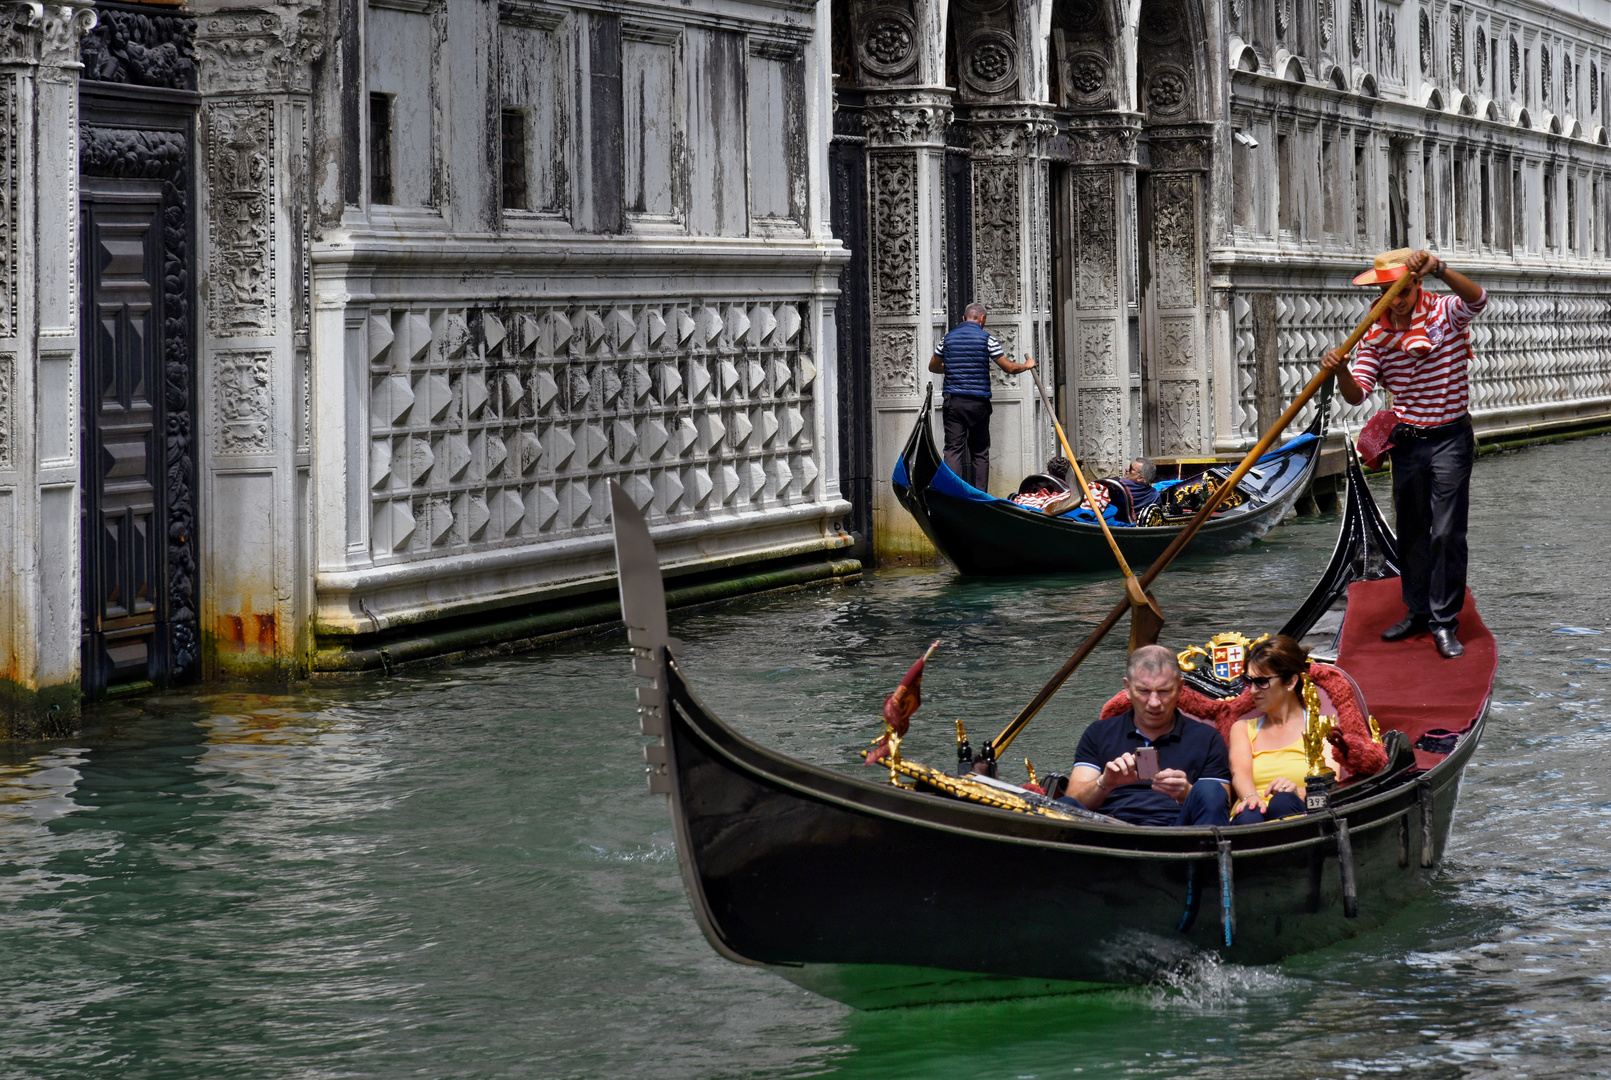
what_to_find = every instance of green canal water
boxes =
[2,435,1609,1079]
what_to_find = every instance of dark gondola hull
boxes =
[610,448,1493,1009]
[894,387,1329,575]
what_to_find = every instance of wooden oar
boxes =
[984,271,1413,760]
[1026,362,1164,651]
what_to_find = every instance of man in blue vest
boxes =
[927,302,1036,491]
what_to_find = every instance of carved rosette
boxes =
[857,6,918,81]
[863,89,952,148]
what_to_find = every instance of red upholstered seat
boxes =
[1334,577,1499,769]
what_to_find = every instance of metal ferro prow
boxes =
[610,482,682,794]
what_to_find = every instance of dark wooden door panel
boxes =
[81,184,167,694]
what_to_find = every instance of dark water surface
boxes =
[2,435,1608,1079]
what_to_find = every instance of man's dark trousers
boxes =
[942,394,992,490]
[1389,415,1474,631]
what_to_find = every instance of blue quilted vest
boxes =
[939,321,993,399]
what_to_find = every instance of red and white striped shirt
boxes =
[1352,287,1488,426]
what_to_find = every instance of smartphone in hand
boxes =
[1135,745,1159,781]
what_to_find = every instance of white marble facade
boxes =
[7,0,1611,721]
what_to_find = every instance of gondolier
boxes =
[927,302,1036,492]
[1322,248,1487,660]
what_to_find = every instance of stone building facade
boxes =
[2,0,853,731]
[4,0,1611,728]
[830,0,1611,559]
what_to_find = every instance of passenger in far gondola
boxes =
[1115,457,1161,516]
[1009,456,1073,511]
[1226,636,1340,825]
[1059,645,1233,826]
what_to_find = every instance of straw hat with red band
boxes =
[1351,247,1419,286]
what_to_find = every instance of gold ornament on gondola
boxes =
[1300,674,1337,778]
[1177,631,1270,681]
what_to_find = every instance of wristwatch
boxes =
[1430,257,1447,279]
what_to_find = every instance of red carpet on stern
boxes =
[1335,577,1498,769]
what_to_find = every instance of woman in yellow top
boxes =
[1228,635,1339,825]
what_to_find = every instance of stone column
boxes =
[864,88,951,562]
[194,4,323,678]
[0,2,96,733]
[964,104,1058,487]
[1063,116,1142,474]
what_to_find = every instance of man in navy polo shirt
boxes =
[927,302,1036,492]
[1059,645,1233,827]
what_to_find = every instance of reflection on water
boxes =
[0,435,1606,1078]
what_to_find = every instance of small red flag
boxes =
[865,641,939,765]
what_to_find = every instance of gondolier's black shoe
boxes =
[1381,614,1429,641]
[1432,626,1464,659]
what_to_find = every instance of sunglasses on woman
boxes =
[1240,672,1286,690]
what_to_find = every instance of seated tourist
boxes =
[1059,645,1232,826]
[1009,457,1072,511]
[1116,457,1161,514]
[1227,635,1341,825]
[1042,457,1161,523]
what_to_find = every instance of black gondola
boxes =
[893,385,1330,575]
[610,449,1497,1009]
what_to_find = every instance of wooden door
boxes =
[81,183,170,696]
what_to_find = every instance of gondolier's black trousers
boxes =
[1389,414,1474,631]
[942,394,992,491]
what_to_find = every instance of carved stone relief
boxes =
[1075,170,1118,311]
[988,325,1018,389]
[1156,381,1201,455]
[963,29,1018,98]
[1418,9,1430,74]
[862,91,950,145]
[1594,63,1600,112]
[79,8,196,89]
[1276,0,1291,37]
[874,327,918,394]
[1476,26,1486,86]
[1158,317,1195,372]
[870,154,917,316]
[1451,19,1464,85]
[1510,38,1519,93]
[973,162,1021,312]
[0,353,11,469]
[1321,0,1335,49]
[194,4,323,96]
[1077,387,1122,466]
[1068,52,1111,108]
[1078,320,1116,378]
[1152,175,1198,309]
[368,298,822,556]
[858,6,918,80]
[1351,0,1365,58]
[1145,66,1192,118]
[0,74,13,339]
[1380,5,1397,71]
[1542,46,1552,101]
[216,351,273,452]
[1140,3,1184,45]
[205,100,275,337]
